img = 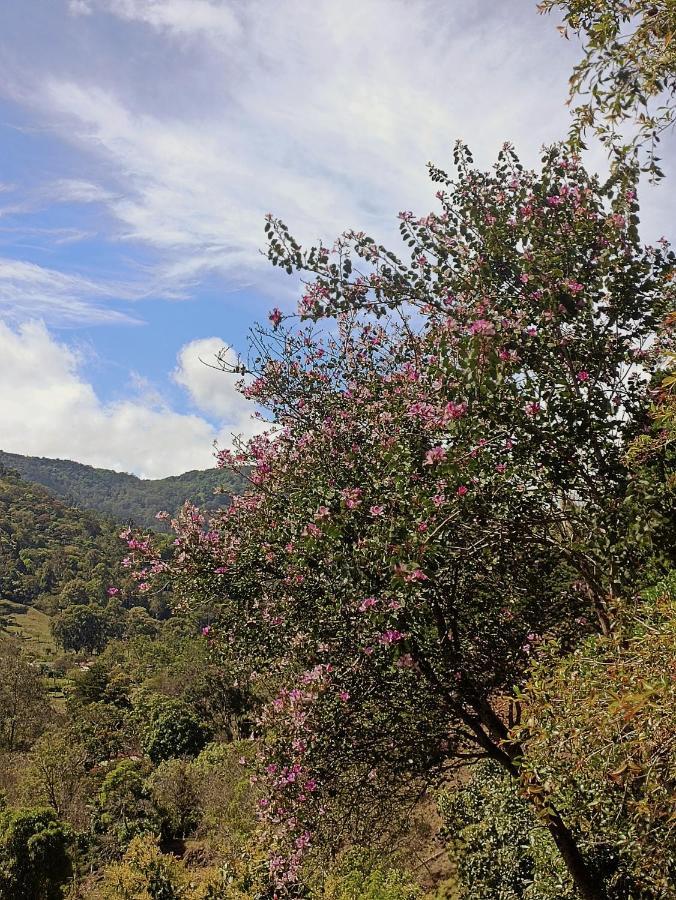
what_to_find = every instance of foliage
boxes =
[90,834,187,900]
[129,144,674,896]
[136,694,211,764]
[0,451,244,531]
[513,573,676,898]
[0,468,132,617]
[19,728,91,830]
[0,807,72,900]
[317,849,421,900]
[51,604,110,654]
[0,642,51,751]
[539,0,676,178]
[147,758,200,839]
[94,758,160,852]
[438,762,574,899]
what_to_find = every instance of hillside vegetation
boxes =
[0,451,244,530]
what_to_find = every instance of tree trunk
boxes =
[472,704,605,900]
[546,811,604,900]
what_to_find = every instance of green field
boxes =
[0,599,56,659]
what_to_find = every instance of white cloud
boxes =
[0,320,262,477]
[173,336,251,421]
[52,178,114,204]
[0,258,139,325]
[20,0,607,296]
[3,0,672,306]
[89,0,240,40]
[68,0,93,14]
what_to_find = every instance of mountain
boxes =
[0,451,245,530]
[0,466,128,612]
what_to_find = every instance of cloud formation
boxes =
[0,258,139,325]
[8,0,603,297]
[0,320,261,477]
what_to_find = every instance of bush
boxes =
[318,850,422,900]
[0,807,72,900]
[438,762,573,899]
[514,572,676,898]
[137,695,210,764]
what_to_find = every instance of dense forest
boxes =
[1,2,675,898]
[0,451,245,531]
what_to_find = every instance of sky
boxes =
[0,0,673,478]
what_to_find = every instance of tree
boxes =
[0,807,72,900]
[540,0,676,178]
[19,728,90,831]
[51,604,108,654]
[136,694,210,764]
[438,761,575,899]
[513,572,676,898]
[95,758,159,852]
[0,643,51,751]
[90,834,185,900]
[130,144,674,897]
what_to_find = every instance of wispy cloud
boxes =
[0,258,140,325]
[3,0,602,300]
[90,0,240,40]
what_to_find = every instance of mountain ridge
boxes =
[0,450,244,530]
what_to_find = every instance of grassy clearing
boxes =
[0,599,56,659]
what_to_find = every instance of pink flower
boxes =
[525,402,541,417]
[519,273,530,284]
[138,582,150,592]
[424,446,447,465]
[341,487,363,509]
[202,625,212,636]
[456,485,468,497]
[358,597,378,612]
[314,506,331,520]
[268,307,283,328]
[567,280,584,294]
[380,629,404,644]
[106,586,119,596]
[547,195,563,206]
[576,370,590,382]
[214,566,228,574]
[406,568,428,583]
[470,319,495,336]
[339,691,350,702]
[369,505,385,517]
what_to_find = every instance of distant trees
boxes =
[51,605,109,655]
[0,644,51,751]
[0,452,245,531]
[0,469,133,614]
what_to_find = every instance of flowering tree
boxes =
[132,144,674,898]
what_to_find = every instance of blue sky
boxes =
[0,0,674,477]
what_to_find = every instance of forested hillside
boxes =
[0,466,128,613]
[0,451,244,530]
